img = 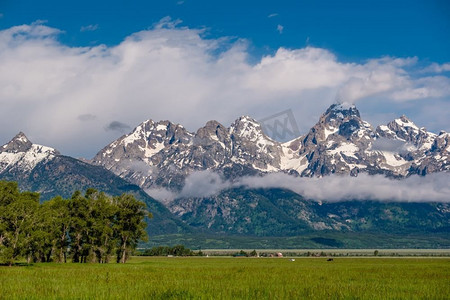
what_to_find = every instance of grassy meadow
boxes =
[1,256,449,299]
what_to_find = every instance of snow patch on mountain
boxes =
[0,133,58,173]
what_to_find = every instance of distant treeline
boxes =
[139,245,203,256]
[0,181,149,266]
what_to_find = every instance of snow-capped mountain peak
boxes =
[230,115,271,142]
[376,115,437,151]
[2,132,33,153]
[91,103,448,192]
[0,133,59,173]
[328,102,360,119]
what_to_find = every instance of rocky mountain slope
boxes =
[168,187,450,236]
[0,133,188,235]
[91,116,283,191]
[92,103,450,192]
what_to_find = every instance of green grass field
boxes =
[1,257,449,299]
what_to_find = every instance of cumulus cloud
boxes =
[0,20,449,158]
[390,76,450,101]
[421,62,450,73]
[336,57,414,103]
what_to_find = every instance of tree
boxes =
[88,190,117,263]
[0,182,39,266]
[0,181,150,265]
[68,191,91,263]
[40,196,71,262]
[113,194,149,263]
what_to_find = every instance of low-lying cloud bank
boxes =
[148,171,450,203]
[237,172,450,202]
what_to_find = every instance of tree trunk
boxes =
[121,248,126,263]
[120,236,128,263]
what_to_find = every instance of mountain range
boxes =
[1,103,449,246]
[91,103,449,191]
[0,132,187,235]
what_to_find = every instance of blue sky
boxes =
[0,0,449,157]
[2,0,449,62]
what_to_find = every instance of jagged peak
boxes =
[155,119,184,128]
[119,118,192,148]
[232,115,261,126]
[230,116,262,133]
[2,132,33,153]
[389,116,437,138]
[393,115,418,129]
[229,115,276,143]
[332,102,356,111]
[126,119,189,138]
[13,131,30,142]
[1,132,59,156]
[326,102,360,118]
[203,120,225,128]
[195,120,228,138]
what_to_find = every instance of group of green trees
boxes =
[0,181,149,266]
[140,245,202,256]
[233,250,258,257]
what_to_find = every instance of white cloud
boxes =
[371,138,415,153]
[154,16,183,29]
[268,13,278,18]
[277,24,284,34]
[151,171,450,203]
[80,24,99,32]
[236,173,450,202]
[0,21,449,158]
[146,188,177,205]
[179,170,230,198]
[390,76,450,101]
[336,57,413,102]
[421,62,450,73]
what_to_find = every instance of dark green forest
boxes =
[0,181,149,266]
